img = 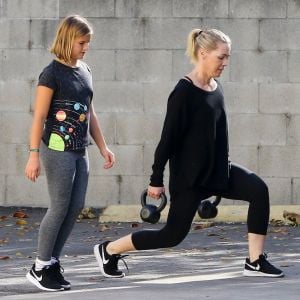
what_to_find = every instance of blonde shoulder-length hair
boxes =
[50,15,93,63]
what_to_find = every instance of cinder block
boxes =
[172,50,194,81]
[116,114,163,145]
[116,50,172,82]
[292,178,300,204]
[172,50,230,81]
[229,0,286,18]
[0,81,31,112]
[6,175,49,207]
[92,81,143,113]
[119,175,149,204]
[29,20,58,49]
[60,0,114,17]
[204,19,259,50]
[0,175,5,206]
[0,1,6,18]
[0,19,30,49]
[2,49,52,81]
[143,144,170,179]
[260,20,300,51]
[0,112,32,144]
[89,18,144,50]
[0,144,29,175]
[229,146,258,173]
[228,114,286,146]
[116,0,173,17]
[143,144,156,175]
[288,51,300,82]
[263,177,292,205]
[7,0,58,19]
[84,50,115,81]
[93,112,116,145]
[230,51,287,83]
[172,0,228,18]
[288,0,300,18]
[144,18,201,49]
[259,146,300,177]
[88,144,144,176]
[223,82,258,113]
[143,81,175,114]
[85,175,120,207]
[259,83,300,114]
[287,115,300,145]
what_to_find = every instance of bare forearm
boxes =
[90,114,107,152]
[29,116,45,149]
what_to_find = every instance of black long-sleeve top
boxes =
[150,78,230,195]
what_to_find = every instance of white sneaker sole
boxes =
[26,272,64,291]
[243,269,284,278]
[93,244,125,278]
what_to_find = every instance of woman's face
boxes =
[71,34,91,62]
[199,42,231,78]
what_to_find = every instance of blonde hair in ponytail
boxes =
[186,28,231,64]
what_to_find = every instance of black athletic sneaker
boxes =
[243,253,284,277]
[94,241,127,278]
[51,261,71,290]
[26,264,64,291]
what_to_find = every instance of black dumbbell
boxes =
[140,189,167,224]
[198,195,222,219]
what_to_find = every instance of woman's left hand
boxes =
[101,147,115,169]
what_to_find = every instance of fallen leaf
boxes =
[0,256,9,260]
[207,233,219,236]
[16,219,28,225]
[98,224,110,232]
[78,207,97,219]
[131,223,139,228]
[13,211,28,218]
[270,219,285,226]
[193,222,215,230]
[283,210,300,226]
[280,264,291,267]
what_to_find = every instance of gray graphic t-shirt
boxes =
[39,60,93,151]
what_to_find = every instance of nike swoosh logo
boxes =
[102,246,109,264]
[246,262,261,271]
[32,271,43,281]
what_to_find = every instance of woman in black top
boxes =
[94,28,283,278]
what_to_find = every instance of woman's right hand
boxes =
[25,155,41,182]
[147,185,165,200]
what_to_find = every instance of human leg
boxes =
[37,146,79,262]
[219,163,283,277]
[51,150,89,258]
[94,188,202,277]
[27,146,82,291]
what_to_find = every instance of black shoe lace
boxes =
[113,254,129,274]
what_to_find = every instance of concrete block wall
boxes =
[1,0,300,208]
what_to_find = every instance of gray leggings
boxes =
[37,142,89,261]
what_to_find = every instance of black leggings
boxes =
[132,163,269,250]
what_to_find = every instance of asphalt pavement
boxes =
[0,206,300,300]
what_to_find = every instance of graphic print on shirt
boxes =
[48,99,89,151]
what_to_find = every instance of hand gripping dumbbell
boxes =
[140,189,167,224]
[198,195,222,219]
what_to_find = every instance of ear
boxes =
[197,48,206,60]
